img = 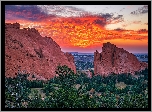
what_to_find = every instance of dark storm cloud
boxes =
[112,15,124,23]
[93,13,123,27]
[93,19,107,27]
[5,5,55,21]
[98,13,114,20]
[5,5,89,21]
[113,15,123,20]
[5,5,124,28]
[5,5,41,14]
[93,13,111,27]
[130,5,148,15]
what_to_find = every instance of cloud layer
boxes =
[5,5,148,53]
[130,5,148,15]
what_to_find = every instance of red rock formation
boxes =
[94,42,148,76]
[64,52,76,72]
[5,23,76,80]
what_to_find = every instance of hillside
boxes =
[5,23,76,80]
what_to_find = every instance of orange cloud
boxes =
[5,16,148,50]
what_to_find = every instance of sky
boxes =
[5,5,148,53]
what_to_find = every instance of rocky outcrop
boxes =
[5,22,20,29]
[94,42,148,76]
[5,23,76,80]
[64,52,76,72]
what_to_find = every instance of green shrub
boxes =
[28,89,46,108]
[5,73,31,108]
[5,67,148,108]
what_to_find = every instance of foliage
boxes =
[42,83,55,96]
[5,73,31,108]
[5,66,149,108]
[44,87,100,108]
[26,80,44,88]
[118,93,148,108]
[28,89,46,108]
[76,73,90,85]
[55,65,77,88]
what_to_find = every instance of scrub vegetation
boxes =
[5,65,148,108]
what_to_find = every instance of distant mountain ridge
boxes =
[67,52,148,55]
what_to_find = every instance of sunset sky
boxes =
[5,5,148,53]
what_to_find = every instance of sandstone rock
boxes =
[5,23,76,80]
[64,52,76,73]
[94,42,148,76]
[5,22,20,29]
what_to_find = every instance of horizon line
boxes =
[63,51,148,54]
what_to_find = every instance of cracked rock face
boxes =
[94,42,148,76]
[5,23,76,80]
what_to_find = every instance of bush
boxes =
[5,73,31,108]
[55,65,77,88]
[118,93,148,108]
[5,67,148,108]
[45,87,100,108]
[28,89,46,108]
